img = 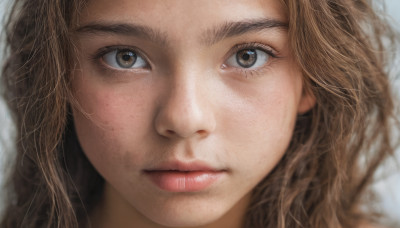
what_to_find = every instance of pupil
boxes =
[122,54,131,61]
[242,53,250,61]
[236,49,257,68]
[116,50,137,68]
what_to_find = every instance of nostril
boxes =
[196,130,209,137]
[162,129,208,138]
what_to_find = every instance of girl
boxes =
[1,0,399,227]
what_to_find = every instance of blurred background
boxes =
[0,0,399,225]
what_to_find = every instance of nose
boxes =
[154,73,216,139]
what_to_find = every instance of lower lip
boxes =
[144,171,224,192]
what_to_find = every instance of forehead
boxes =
[79,0,287,41]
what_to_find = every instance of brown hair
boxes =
[1,0,399,227]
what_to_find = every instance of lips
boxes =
[143,161,226,192]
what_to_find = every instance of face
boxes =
[71,0,314,227]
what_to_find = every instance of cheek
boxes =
[71,75,153,172]
[224,76,301,143]
[220,69,302,177]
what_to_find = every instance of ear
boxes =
[297,89,316,114]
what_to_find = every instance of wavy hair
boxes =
[1,0,399,227]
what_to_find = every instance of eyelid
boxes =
[228,42,278,60]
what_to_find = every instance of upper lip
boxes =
[144,160,224,172]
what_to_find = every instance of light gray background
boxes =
[0,0,399,224]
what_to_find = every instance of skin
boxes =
[71,0,315,227]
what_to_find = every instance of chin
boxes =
[139,198,229,227]
[150,214,222,227]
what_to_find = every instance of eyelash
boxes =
[90,42,279,78]
[230,42,277,59]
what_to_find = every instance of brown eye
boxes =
[116,50,137,68]
[236,49,257,68]
[102,49,147,69]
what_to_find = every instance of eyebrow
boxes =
[75,18,288,46]
[202,18,288,45]
[75,22,168,45]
